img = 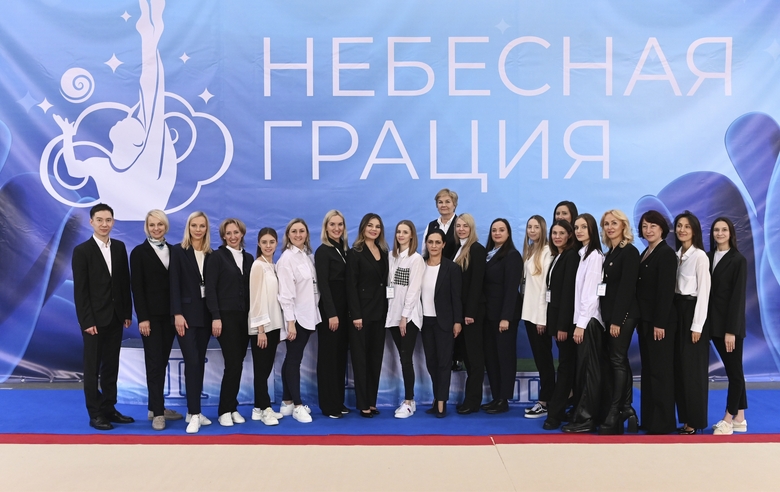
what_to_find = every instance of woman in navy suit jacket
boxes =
[707,217,748,435]
[420,229,463,417]
[169,211,213,434]
[206,218,253,427]
[481,218,523,415]
[345,213,389,418]
[130,209,181,430]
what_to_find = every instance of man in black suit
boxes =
[72,203,135,430]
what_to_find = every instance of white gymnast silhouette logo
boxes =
[40,0,233,220]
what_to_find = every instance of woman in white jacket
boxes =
[386,220,425,418]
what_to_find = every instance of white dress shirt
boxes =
[93,235,112,275]
[385,249,425,329]
[248,258,285,338]
[521,247,552,326]
[277,246,322,331]
[421,216,455,255]
[574,246,604,328]
[676,246,711,333]
[421,263,440,316]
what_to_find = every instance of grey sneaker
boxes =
[152,415,166,431]
[147,408,183,421]
[524,402,548,419]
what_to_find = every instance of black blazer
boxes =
[345,245,389,322]
[130,240,171,322]
[460,242,487,319]
[315,240,349,321]
[169,244,211,328]
[600,243,641,328]
[706,249,747,338]
[636,241,677,330]
[483,247,523,321]
[72,237,132,330]
[205,246,253,319]
[427,217,459,260]
[546,247,579,335]
[430,257,464,331]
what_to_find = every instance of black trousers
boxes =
[546,330,576,422]
[638,320,677,434]
[282,324,313,406]
[711,335,747,416]
[250,329,281,410]
[177,324,211,415]
[349,320,386,411]
[216,310,249,416]
[603,318,636,412]
[460,306,486,409]
[674,296,709,429]
[316,316,350,416]
[483,319,518,400]
[82,314,123,419]
[421,317,455,403]
[572,318,606,424]
[142,315,177,416]
[389,322,420,401]
[524,320,555,402]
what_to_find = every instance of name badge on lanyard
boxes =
[200,283,206,298]
[386,286,395,299]
[596,283,607,297]
[545,290,551,303]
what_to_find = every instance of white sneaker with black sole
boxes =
[524,402,548,419]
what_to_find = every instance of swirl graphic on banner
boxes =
[59,68,94,104]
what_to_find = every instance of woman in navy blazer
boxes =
[481,218,523,415]
[707,217,748,435]
[420,229,463,417]
[206,218,253,427]
[169,211,213,433]
[346,213,389,417]
[130,209,181,430]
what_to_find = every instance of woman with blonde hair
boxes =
[597,209,640,434]
[315,210,351,418]
[453,213,487,414]
[170,211,214,434]
[520,215,554,419]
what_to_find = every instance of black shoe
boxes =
[480,399,498,411]
[359,410,373,418]
[426,401,438,414]
[326,412,343,419]
[341,405,350,415]
[563,408,574,422]
[105,410,135,424]
[89,416,114,431]
[457,406,479,415]
[370,408,380,415]
[485,399,509,414]
[562,420,596,433]
[436,405,447,419]
[621,406,639,433]
[598,409,623,435]
[677,426,700,435]
[543,418,561,430]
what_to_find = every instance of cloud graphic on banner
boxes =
[40,0,232,221]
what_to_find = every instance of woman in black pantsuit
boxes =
[206,218,253,427]
[453,213,487,414]
[707,217,748,435]
[420,229,463,417]
[541,220,580,430]
[170,211,214,434]
[346,213,389,418]
[597,209,641,435]
[636,210,678,435]
[130,209,181,430]
[315,210,351,419]
[481,218,523,415]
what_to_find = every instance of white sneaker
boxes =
[268,407,284,419]
[712,420,733,435]
[186,414,201,434]
[259,408,279,426]
[231,411,245,424]
[395,402,415,419]
[732,419,747,433]
[293,405,312,423]
[524,402,548,419]
[186,413,212,426]
[252,408,264,421]
[280,401,295,416]
[218,413,234,427]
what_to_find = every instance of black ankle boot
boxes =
[598,408,623,435]
[621,406,638,433]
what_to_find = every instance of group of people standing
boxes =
[72,190,748,436]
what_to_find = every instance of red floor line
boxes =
[1,433,779,445]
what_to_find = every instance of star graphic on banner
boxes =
[105,54,123,73]
[17,92,37,113]
[199,88,214,103]
[765,40,780,61]
[180,53,190,63]
[38,98,53,113]
[121,11,131,22]
[496,19,510,34]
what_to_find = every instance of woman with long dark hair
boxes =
[707,217,748,435]
[481,218,523,415]
[553,201,579,225]
[673,210,711,435]
[346,213,389,418]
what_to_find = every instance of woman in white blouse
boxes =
[520,215,553,419]
[248,227,285,426]
[673,211,711,434]
[277,218,321,423]
[385,220,425,419]
[562,213,604,433]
